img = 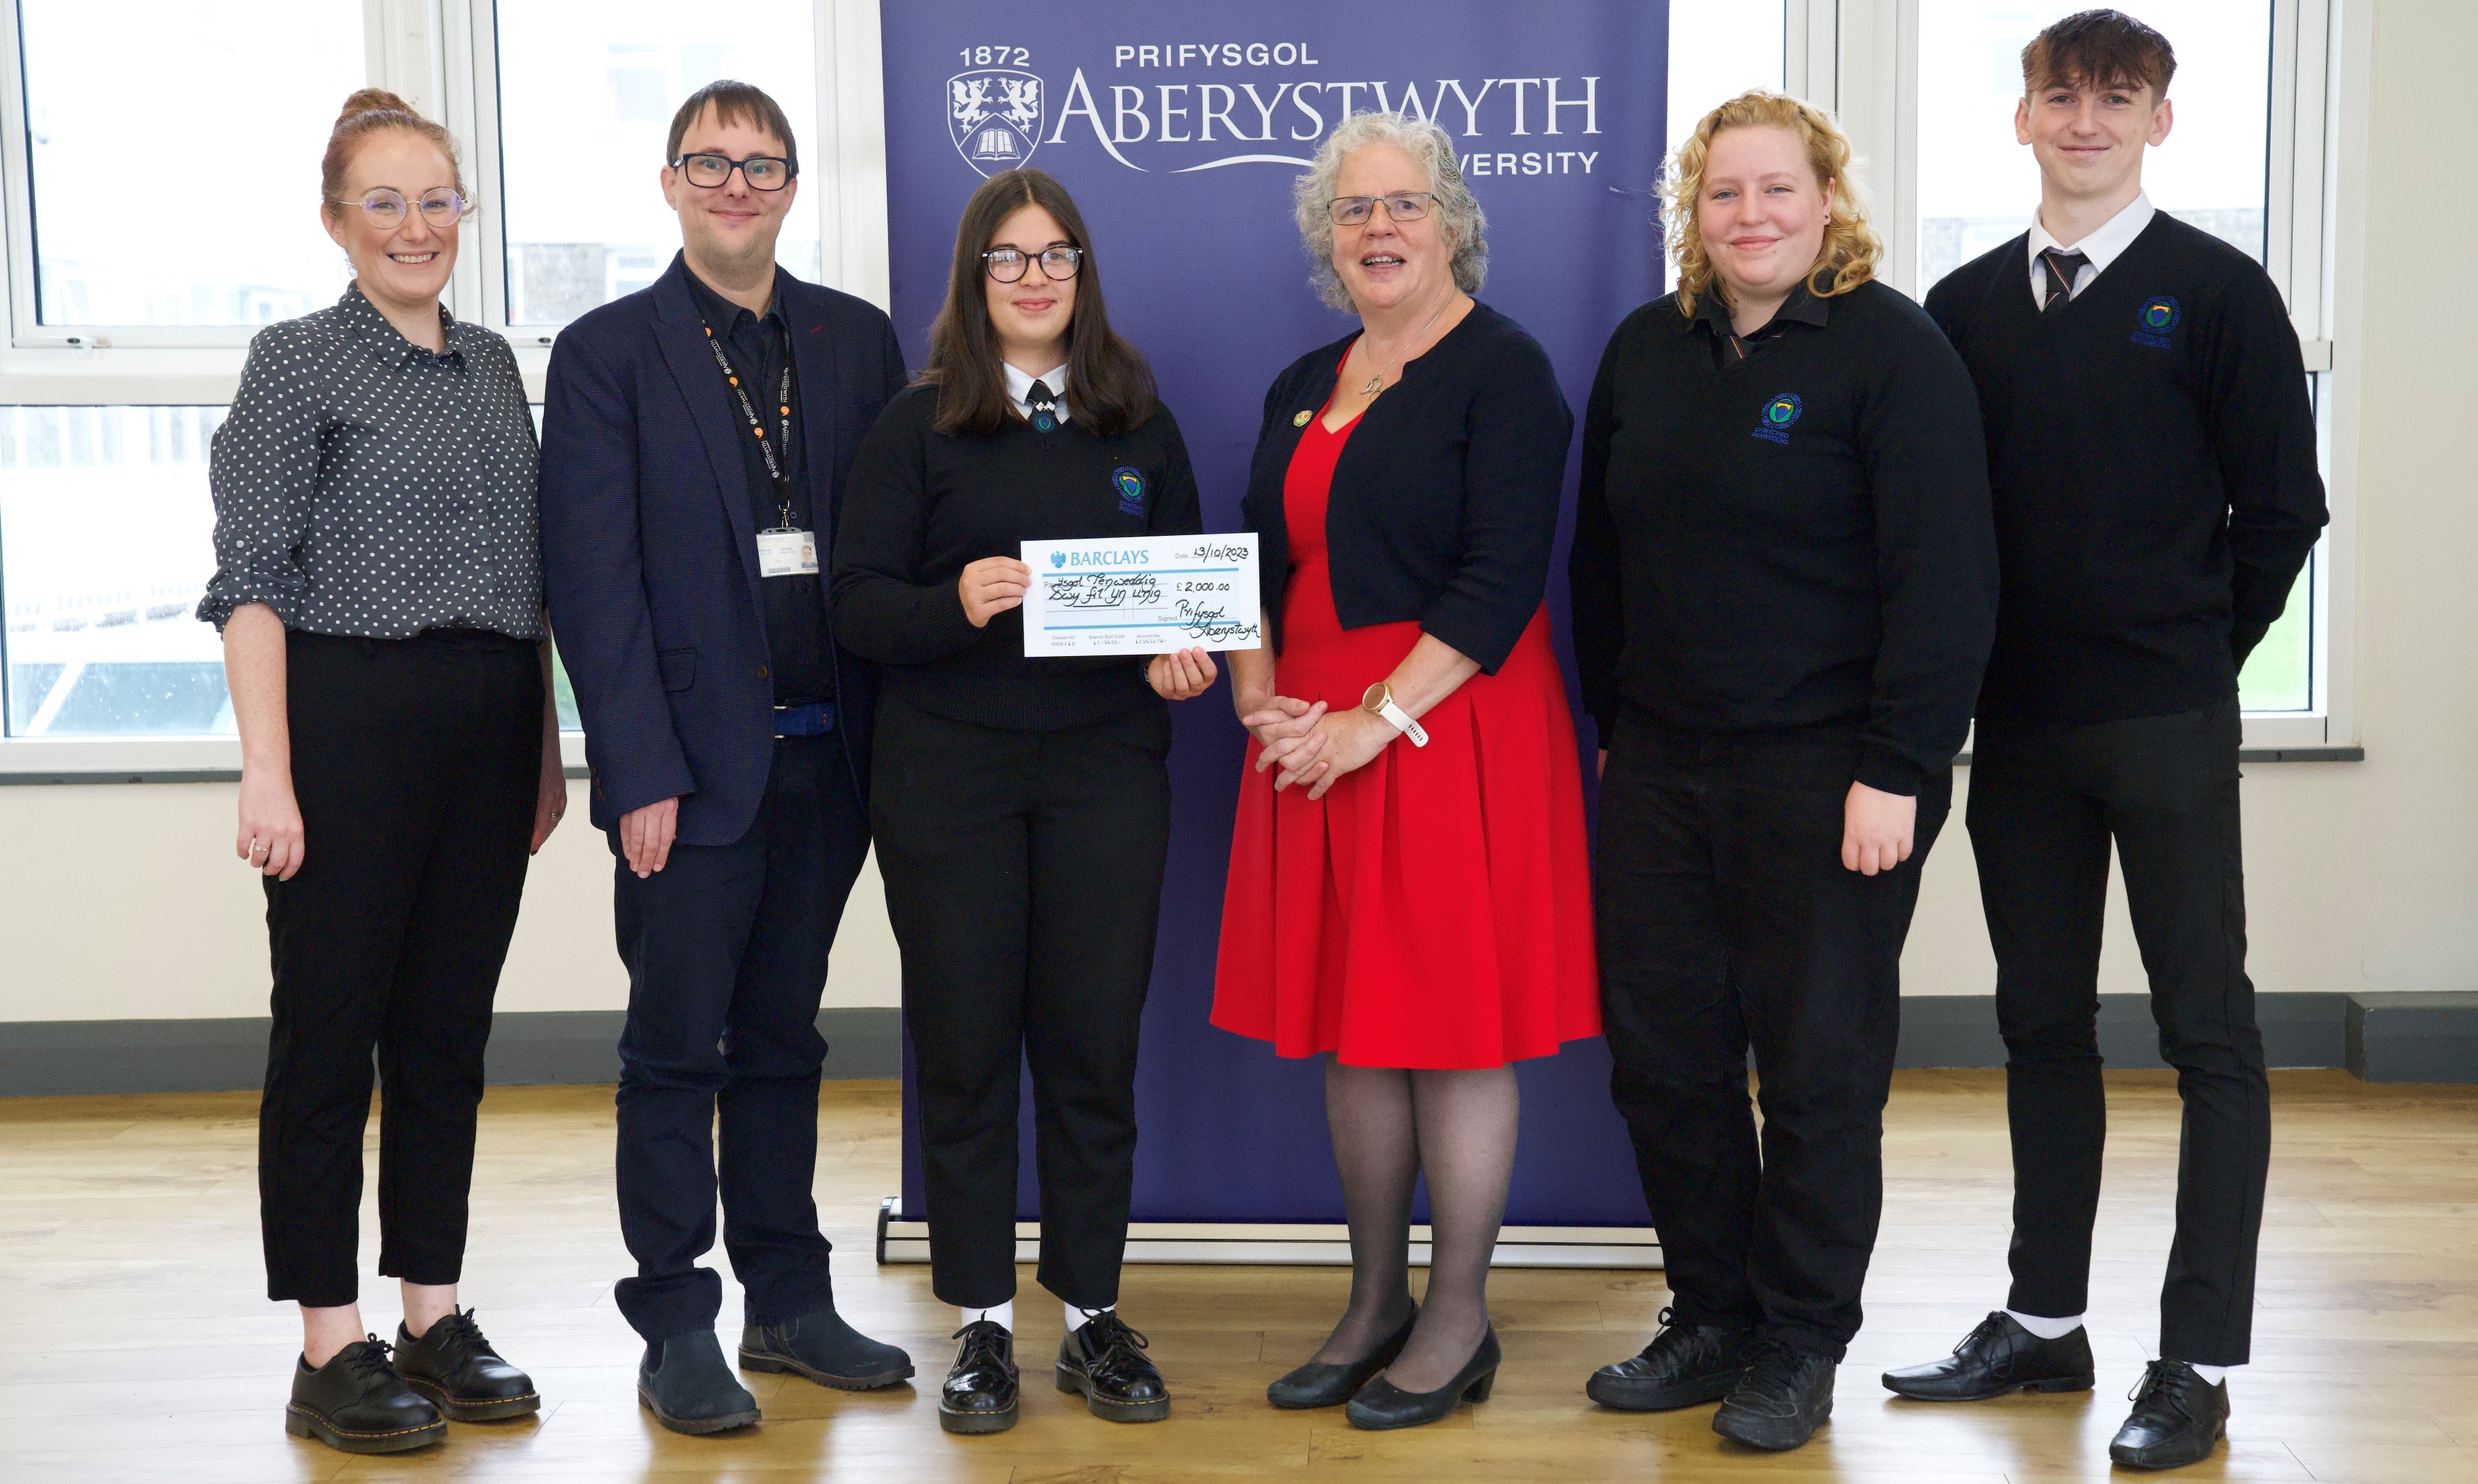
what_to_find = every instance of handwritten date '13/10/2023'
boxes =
[1018,534,1264,657]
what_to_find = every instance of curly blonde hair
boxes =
[1663,90,1880,318]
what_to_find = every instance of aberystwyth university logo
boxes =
[949,64,1045,175]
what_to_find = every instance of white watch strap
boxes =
[1375,696,1430,747]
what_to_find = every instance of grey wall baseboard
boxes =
[1896,991,2350,1071]
[2348,993,2478,1083]
[0,1007,902,1098]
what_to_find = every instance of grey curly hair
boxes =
[1293,111,1488,311]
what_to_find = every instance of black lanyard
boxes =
[699,318,797,529]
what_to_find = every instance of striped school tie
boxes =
[2042,249,2091,310]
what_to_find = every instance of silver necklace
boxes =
[1357,298,1451,397]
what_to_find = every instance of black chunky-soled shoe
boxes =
[1587,1307,1754,1411]
[2109,1359,2230,1470]
[395,1309,540,1422]
[1343,1325,1500,1432]
[941,1320,1020,1435]
[637,1331,761,1435]
[1267,1305,1417,1410]
[740,1308,914,1391]
[284,1336,446,1454]
[1057,1310,1170,1422]
[1712,1339,1835,1451]
[1882,1311,2095,1402]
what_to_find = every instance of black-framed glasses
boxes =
[982,245,1083,283]
[672,152,796,191]
[327,187,471,229]
[1327,192,1438,228]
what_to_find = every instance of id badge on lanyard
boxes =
[757,527,818,577]
[703,320,815,578]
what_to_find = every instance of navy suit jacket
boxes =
[541,254,907,846]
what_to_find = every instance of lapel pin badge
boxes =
[1292,409,1312,427]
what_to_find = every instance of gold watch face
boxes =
[1363,682,1390,712]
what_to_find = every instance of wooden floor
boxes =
[4,1070,2476,1483]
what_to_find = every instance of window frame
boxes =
[0,0,2367,771]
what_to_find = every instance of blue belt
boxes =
[774,702,837,737]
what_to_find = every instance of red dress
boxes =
[1211,399,1600,1069]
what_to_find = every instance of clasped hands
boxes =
[1241,694,1393,801]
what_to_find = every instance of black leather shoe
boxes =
[2110,1359,2229,1470]
[636,1331,761,1435]
[1344,1325,1500,1431]
[740,1309,914,1391]
[395,1309,541,1422]
[1713,1339,1835,1451]
[1267,1305,1417,1409]
[1588,1307,1754,1411]
[284,1336,446,1454]
[941,1320,1019,1435]
[1882,1311,2095,1402]
[1057,1310,1170,1422]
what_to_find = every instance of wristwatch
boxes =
[1361,682,1430,747]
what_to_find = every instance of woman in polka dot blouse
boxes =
[195,89,560,1456]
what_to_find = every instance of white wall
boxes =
[1,0,2470,1024]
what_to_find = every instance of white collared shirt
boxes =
[2026,190,2157,305]
[1004,361,1070,424]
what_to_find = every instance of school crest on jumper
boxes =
[948,69,1045,176]
[2132,296,2182,349]
[1112,467,1148,516]
[1752,392,1804,445]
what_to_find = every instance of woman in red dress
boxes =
[1214,112,1599,1432]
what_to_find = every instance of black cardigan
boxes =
[1241,302,1571,674]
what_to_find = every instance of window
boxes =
[13,0,365,337]
[1663,3,1791,292]
[1,407,232,735]
[491,0,822,327]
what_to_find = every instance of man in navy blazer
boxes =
[540,81,911,1434]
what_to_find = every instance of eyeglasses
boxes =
[328,187,471,229]
[982,246,1083,283]
[672,152,796,191]
[1327,192,1438,228]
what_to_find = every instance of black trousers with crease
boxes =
[1970,699,2268,1367]
[259,628,542,1307]
[1595,709,1948,1360]
[870,694,1171,1311]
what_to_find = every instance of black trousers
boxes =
[871,694,1171,1311]
[260,629,542,1307]
[612,733,871,1342]
[1970,700,2267,1367]
[1596,711,1949,1360]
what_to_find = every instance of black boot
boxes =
[395,1309,541,1422]
[2110,1360,2230,1470]
[1056,1310,1170,1422]
[740,1308,914,1391]
[1344,1325,1501,1431]
[1587,1307,1754,1411]
[1267,1305,1417,1409]
[1712,1340,1835,1451]
[940,1320,1019,1435]
[1882,1311,2095,1402]
[636,1331,761,1435]
[284,1336,446,1454]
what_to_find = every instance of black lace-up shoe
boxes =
[1588,1307,1755,1410]
[2110,1359,2230,1470]
[1882,1311,2095,1402]
[1267,1304,1417,1409]
[284,1336,446,1454]
[941,1320,1019,1435]
[1056,1310,1170,1422]
[740,1308,914,1391]
[1712,1339,1836,1451]
[395,1309,540,1421]
[637,1331,761,1435]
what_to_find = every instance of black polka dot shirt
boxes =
[197,282,544,640]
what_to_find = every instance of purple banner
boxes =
[882,2,1670,1227]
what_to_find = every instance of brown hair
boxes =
[320,88,463,214]
[665,80,800,174]
[2022,9,2177,98]
[1663,90,1883,320]
[920,169,1156,440]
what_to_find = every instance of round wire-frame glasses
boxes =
[328,187,472,229]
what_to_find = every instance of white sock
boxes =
[959,1302,1013,1332]
[2180,1361,2231,1386]
[2005,1308,2086,1340]
[1064,1302,1115,1333]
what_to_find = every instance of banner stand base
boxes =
[876,1198,1661,1269]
